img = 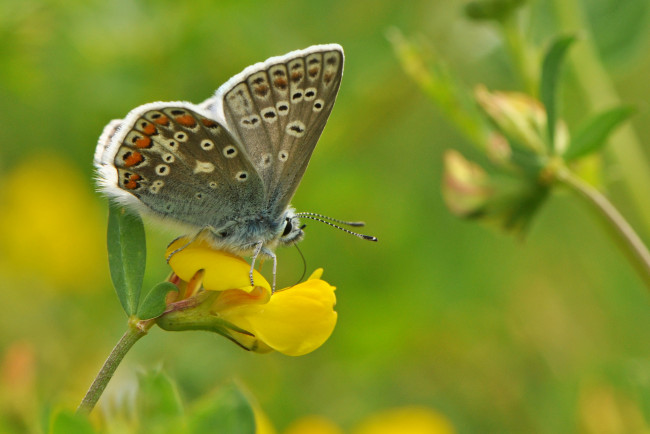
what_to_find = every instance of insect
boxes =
[94,44,376,289]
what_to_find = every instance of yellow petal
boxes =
[219,278,337,356]
[165,238,270,293]
[308,268,324,280]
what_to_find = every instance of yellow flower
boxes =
[158,239,337,357]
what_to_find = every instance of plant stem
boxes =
[76,320,152,415]
[552,0,650,232]
[556,167,650,291]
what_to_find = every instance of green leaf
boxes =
[49,409,96,434]
[136,369,185,431]
[564,106,636,161]
[136,282,178,320]
[188,382,255,434]
[539,35,576,152]
[107,203,146,316]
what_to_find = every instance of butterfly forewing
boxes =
[219,45,344,213]
[111,104,265,229]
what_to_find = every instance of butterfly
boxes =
[94,44,376,289]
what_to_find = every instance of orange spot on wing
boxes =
[254,84,269,96]
[154,115,170,125]
[291,71,303,82]
[141,123,157,135]
[135,137,152,148]
[323,72,334,84]
[201,118,218,128]
[124,151,144,167]
[308,67,319,77]
[175,114,197,127]
[274,77,288,89]
[124,173,141,190]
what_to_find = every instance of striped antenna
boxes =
[296,213,377,241]
[296,212,367,227]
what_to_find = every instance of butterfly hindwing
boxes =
[106,103,265,230]
[217,44,344,213]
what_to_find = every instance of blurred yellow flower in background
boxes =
[352,406,455,434]
[160,238,338,356]
[284,415,344,434]
[277,407,454,434]
[0,157,104,292]
[578,385,650,434]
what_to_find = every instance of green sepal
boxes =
[564,105,636,161]
[500,183,550,235]
[136,282,178,320]
[107,202,146,316]
[188,382,256,434]
[49,409,96,434]
[540,34,576,152]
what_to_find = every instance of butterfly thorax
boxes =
[203,208,303,256]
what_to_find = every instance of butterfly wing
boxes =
[95,102,265,232]
[214,44,344,214]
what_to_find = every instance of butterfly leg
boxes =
[249,242,278,292]
[249,241,263,288]
[261,246,277,293]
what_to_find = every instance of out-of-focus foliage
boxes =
[1,0,649,433]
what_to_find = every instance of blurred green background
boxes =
[1,0,649,432]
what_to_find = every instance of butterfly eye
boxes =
[282,218,293,237]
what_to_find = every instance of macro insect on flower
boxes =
[93,44,376,290]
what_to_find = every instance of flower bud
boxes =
[442,150,493,218]
[475,85,548,154]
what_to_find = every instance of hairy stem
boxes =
[557,167,650,291]
[76,320,153,415]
